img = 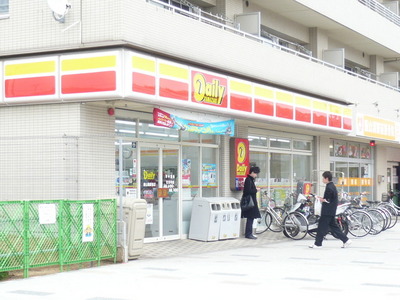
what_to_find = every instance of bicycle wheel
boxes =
[347,210,372,237]
[268,207,285,232]
[376,207,391,231]
[255,210,271,234]
[382,205,398,229]
[367,209,385,235]
[283,212,308,240]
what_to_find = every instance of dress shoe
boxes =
[245,235,257,239]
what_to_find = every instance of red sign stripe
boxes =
[343,117,352,130]
[159,78,188,100]
[276,103,293,119]
[295,107,311,123]
[313,111,327,126]
[5,77,55,98]
[254,98,274,116]
[329,115,342,128]
[133,72,156,95]
[62,71,116,94]
[230,94,252,112]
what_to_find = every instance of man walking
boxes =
[309,171,352,248]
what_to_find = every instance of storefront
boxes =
[0,47,362,243]
[115,109,221,242]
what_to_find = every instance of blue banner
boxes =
[153,108,235,136]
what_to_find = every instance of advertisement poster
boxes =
[202,163,217,187]
[230,138,250,191]
[182,159,191,187]
[153,108,234,136]
[38,204,56,225]
[82,204,94,242]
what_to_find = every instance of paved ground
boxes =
[1,225,400,300]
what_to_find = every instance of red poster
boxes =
[230,138,250,191]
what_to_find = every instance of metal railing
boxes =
[147,0,400,94]
[0,199,117,278]
[359,0,400,27]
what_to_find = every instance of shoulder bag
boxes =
[241,194,254,211]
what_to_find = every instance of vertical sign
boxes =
[82,204,94,242]
[230,138,250,191]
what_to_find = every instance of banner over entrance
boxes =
[153,108,235,136]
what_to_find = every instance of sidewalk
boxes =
[1,226,400,300]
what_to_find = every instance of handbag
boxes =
[240,194,255,211]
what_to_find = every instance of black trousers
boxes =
[315,215,348,246]
[245,218,254,237]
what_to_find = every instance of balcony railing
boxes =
[359,0,400,27]
[147,0,400,94]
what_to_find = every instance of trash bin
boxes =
[189,198,222,241]
[230,199,241,238]
[118,198,147,259]
[218,200,231,240]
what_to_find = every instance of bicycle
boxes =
[297,193,350,239]
[255,192,286,234]
[347,193,385,235]
[255,191,308,240]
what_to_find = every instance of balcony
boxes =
[147,0,400,97]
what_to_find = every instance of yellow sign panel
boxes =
[357,114,397,141]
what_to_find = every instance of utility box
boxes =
[189,198,222,241]
[118,198,147,260]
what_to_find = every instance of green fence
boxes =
[0,199,117,278]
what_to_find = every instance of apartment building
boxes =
[1,0,400,242]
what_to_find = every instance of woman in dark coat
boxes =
[241,166,261,239]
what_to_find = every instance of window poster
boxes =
[202,163,217,187]
[182,159,191,187]
[334,141,347,157]
[82,204,94,242]
[360,145,371,159]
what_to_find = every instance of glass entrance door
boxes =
[140,144,180,242]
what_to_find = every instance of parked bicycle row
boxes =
[255,190,399,240]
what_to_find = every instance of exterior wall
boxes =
[0,103,115,201]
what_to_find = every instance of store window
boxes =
[249,130,313,207]
[330,139,373,202]
[139,120,179,141]
[270,137,291,149]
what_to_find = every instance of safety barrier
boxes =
[0,199,117,278]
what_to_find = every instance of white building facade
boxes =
[1,0,400,242]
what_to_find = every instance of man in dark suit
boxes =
[309,171,352,248]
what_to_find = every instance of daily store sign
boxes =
[356,114,398,142]
[1,49,352,133]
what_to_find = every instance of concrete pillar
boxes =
[309,27,329,60]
